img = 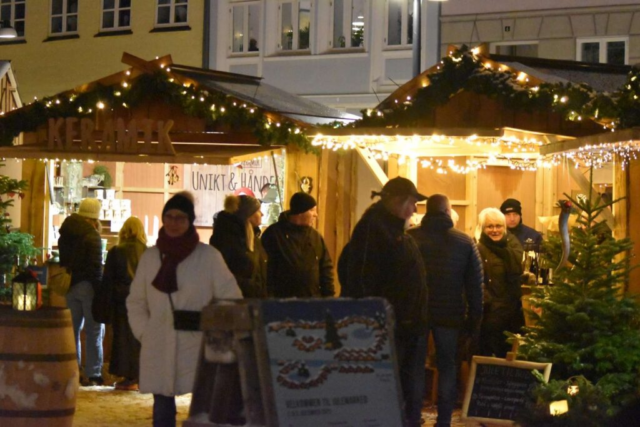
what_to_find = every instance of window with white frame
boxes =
[231,2,260,53]
[156,0,188,27]
[577,37,627,65]
[279,1,312,51]
[102,0,131,31]
[332,0,365,49]
[386,0,412,47]
[0,0,25,38]
[51,0,78,35]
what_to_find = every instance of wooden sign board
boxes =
[184,160,279,227]
[462,356,552,426]
[256,298,404,427]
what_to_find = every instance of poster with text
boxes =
[184,159,278,227]
[261,299,404,427]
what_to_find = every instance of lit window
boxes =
[0,0,25,38]
[102,0,131,31]
[156,0,188,27]
[332,0,365,49]
[577,38,627,65]
[231,2,260,53]
[386,0,412,47]
[279,1,312,51]
[51,0,79,35]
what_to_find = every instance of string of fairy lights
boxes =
[2,48,640,173]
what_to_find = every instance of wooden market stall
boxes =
[0,53,355,298]
[311,45,629,252]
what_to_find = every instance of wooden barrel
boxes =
[0,306,78,427]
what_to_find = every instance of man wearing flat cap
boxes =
[339,177,429,427]
[500,198,542,251]
[262,192,334,298]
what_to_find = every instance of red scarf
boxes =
[152,226,200,294]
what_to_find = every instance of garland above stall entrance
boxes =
[0,53,351,153]
[357,45,639,131]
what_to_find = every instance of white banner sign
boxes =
[184,159,278,227]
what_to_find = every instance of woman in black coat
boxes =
[210,194,267,298]
[102,216,147,390]
[476,207,525,358]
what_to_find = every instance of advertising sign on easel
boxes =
[258,299,404,427]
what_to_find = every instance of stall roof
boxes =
[540,127,640,156]
[488,54,631,94]
[0,53,356,164]
[170,64,358,125]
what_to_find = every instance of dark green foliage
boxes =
[517,168,640,418]
[0,72,316,152]
[517,376,612,426]
[0,164,37,274]
[92,165,112,188]
[357,46,624,129]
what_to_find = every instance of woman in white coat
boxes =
[127,192,241,427]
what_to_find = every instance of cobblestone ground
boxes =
[74,386,467,426]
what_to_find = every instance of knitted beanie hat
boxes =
[163,192,196,225]
[225,195,261,220]
[78,198,102,220]
[289,192,316,215]
[500,198,522,216]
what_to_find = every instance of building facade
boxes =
[441,0,640,65]
[207,0,441,114]
[0,0,206,101]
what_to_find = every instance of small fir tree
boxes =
[517,168,640,408]
[0,163,37,275]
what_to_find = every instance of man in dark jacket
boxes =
[58,198,105,386]
[500,198,542,250]
[339,177,429,427]
[262,192,334,298]
[408,194,483,427]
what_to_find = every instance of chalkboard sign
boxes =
[462,356,552,425]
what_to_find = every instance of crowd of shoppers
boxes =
[61,182,539,427]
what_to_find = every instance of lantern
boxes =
[549,400,569,416]
[12,271,39,311]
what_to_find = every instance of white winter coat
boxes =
[127,243,241,396]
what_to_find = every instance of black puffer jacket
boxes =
[210,211,268,298]
[339,201,428,336]
[261,212,334,298]
[58,213,103,288]
[408,212,483,329]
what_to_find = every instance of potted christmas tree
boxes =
[0,163,38,304]
[515,168,640,425]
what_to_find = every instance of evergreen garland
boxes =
[357,46,632,130]
[0,71,315,152]
[517,168,640,412]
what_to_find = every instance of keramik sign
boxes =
[47,117,176,155]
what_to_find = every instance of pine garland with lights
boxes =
[358,46,622,129]
[516,168,640,410]
[0,71,314,151]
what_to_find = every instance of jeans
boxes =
[153,394,177,427]
[431,326,460,427]
[66,280,105,378]
[395,332,428,427]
